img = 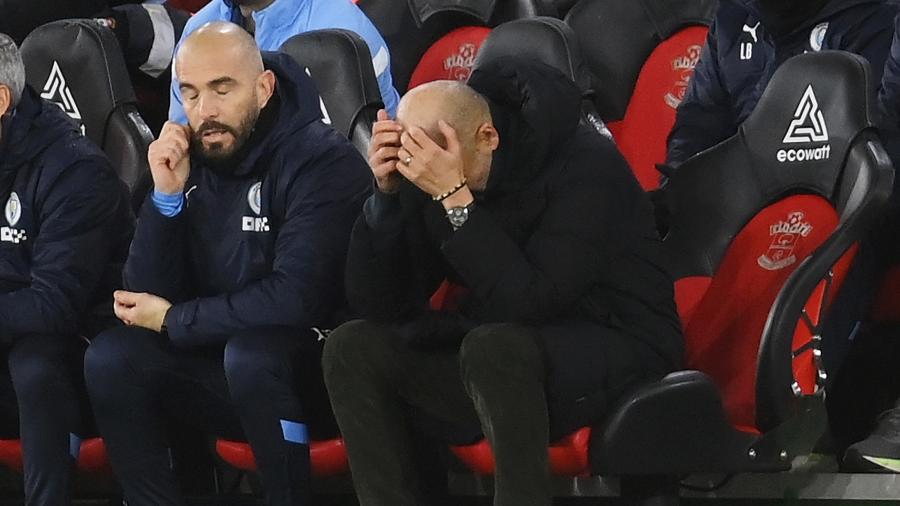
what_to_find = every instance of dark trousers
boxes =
[0,334,91,506]
[84,326,336,506]
[322,320,658,506]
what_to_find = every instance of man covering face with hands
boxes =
[322,58,683,506]
[84,21,371,506]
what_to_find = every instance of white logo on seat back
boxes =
[304,67,332,126]
[443,43,478,81]
[40,61,85,135]
[783,85,829,143]
[777,85,831,163]
[757,211,813,271]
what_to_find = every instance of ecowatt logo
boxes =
[776,85,831,163]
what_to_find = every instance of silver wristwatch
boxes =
[447,204,473,230]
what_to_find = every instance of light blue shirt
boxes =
[168,0,399,123]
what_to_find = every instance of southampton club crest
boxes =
[665,44,703,110]
[757,211,813,271]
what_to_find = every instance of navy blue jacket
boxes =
[125,52,371,347]
[0,85,132,341]
[877,14,900,168]
[667,0,898,167]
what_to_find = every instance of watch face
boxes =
[448,206,469,228]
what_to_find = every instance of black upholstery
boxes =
[473,17,610,136]
[593,51,893,475]
[280,29,382,157]
[565,0,717,120]
[20,19,153,206]
[361,0,554,91]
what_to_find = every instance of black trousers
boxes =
[84,326,336,506]
[0,334,91,506]
[322,320,661,506]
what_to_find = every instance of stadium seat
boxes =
[0,438,111,474]
[20,19,154,208]
[280,29,383,156]
[451,51,893,504]
[407,26,491,90]
[472,17,611,137]
[565,0,717,190]
[167,0,211,12]
[215,438,349,478]
[359,0,556,91]
[213,29,384,478]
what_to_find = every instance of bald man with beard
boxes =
[84,22,371,506]
[322,59,683,506]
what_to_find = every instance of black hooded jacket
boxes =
[345,58,684,377]
[0,85,132,341]
[125,52,372,346]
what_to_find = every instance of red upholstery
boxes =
[450,426,592,476]
[407,27,492,91]
[606,26,708,191]
[872,265,900,322]
[215,438,349,477]
[167,0,210,12]
[0,437,110,473]
[676,195,854,433]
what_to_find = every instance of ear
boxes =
[477,123,500,153]
[256,70,276,110]
[0,86,12,117]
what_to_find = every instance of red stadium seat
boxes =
[449,53,893,506]
[215,438,349,477]
[167,0,211,13]
[0,437,111,473]
[359,0,555,91]
[565,0,716,190]
[407,26,491,90]
[593,52,892,504]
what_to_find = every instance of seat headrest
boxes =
[739,51,872,197]
[474,17,592,93]
[565,0,716,119]
[20,19,136,144]
[280,29,383,139]
[409,0,497,24]
[408,26,491,90]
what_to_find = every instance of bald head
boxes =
[398,80,492,149]
[397,80,499,191]
[174,21,276,168]
[176,21,263,79]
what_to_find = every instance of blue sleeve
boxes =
[152,189,184,217]
[124,195,195,303]
[666,18,735,168]
[0,160,129,340]
[163,144,372,346]
[377,65,400,117]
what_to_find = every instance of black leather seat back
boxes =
[473,17,611,136]
[666,51,879,277]
[280,29,383,156]
[565,0,717,120]
[20,19,153,206]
